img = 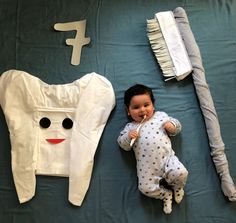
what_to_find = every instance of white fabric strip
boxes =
[155,11,192,80]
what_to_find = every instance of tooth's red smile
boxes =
[46,139,65,144]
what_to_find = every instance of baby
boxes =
[117,84,188,214]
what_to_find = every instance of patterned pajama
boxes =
[117,111,188,203]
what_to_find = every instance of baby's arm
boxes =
[129,129,139,140]
[163,117,182,136]
[117,123,134,151]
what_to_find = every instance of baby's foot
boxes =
[163,191,173,214]
[174,188,184,204]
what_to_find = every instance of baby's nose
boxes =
[140,107,145,111]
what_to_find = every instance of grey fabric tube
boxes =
[173,7,236,201]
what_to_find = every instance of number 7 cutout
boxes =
[54,20,91,65]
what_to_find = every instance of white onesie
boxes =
[0,70,115,206]
[117,111,188,199]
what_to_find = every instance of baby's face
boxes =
[127,93,154,122]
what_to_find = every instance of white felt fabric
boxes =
[0,70,115,205]
[155,11,192,80]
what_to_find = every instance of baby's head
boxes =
[124,84,155,122]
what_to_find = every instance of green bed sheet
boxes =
[0,0,236,222]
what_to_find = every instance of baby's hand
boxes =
[129,130,139,139]
[163,121,176,134]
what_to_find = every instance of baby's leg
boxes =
[138,180,173,214]
[162,189,173,214]
[173,187,184,203]
[164,155,188,203]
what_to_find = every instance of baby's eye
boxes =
[39,117,51,128]
[62,118,73,129]
[130,105,139,110]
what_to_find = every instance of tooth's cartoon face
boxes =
[39,116,73,144]
[36,111,75,174]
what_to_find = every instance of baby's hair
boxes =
[124,84,155,107]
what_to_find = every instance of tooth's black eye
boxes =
[39,117,51,128]
[62,118,73,129]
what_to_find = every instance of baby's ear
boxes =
[126,107,130,116]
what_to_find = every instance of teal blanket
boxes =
[0,0,236,222]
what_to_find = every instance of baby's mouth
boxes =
[140,114,147,119]
[139,114,147,122]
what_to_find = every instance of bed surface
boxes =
[0,1,236,222]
